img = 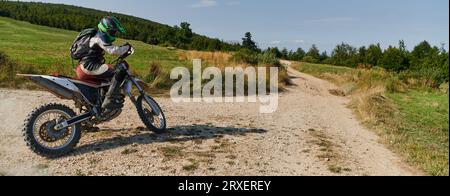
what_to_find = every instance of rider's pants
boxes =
[75,64,115,84]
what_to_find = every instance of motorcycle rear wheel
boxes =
[23,103,81,158]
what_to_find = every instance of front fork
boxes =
[123,76,143,106]
[124,76,161,116]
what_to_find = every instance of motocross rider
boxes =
[75,16,131,113]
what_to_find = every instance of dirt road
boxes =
[0,66,421,176]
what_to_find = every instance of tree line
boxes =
[0,1,241,51]
[1,1,448,85]
[238,32,448,86]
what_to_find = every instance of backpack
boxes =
[70,28,98,60]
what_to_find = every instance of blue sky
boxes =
[22,0,449,52]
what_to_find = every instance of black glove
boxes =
[124,43,134,54]
[123,42,133,48]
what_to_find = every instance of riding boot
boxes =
[102,69,126,112]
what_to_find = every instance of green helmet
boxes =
[97,16,125,42]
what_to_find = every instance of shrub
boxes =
[412,67,446,88]
[258,50,281,66]
[144,61,163,83]
[231,49,258,65]
[144,62,173,89]
[0,51,7,65]
[303,56,320,64]
[385,76,407,93]
[0,51,15,85]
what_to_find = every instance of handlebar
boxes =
[119,43,135,59]
[112,43,134,64]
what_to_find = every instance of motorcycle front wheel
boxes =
[136,95,167,133]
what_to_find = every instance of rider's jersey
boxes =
[79,31,130,72]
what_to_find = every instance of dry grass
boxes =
[159,146,184,159]
[177,50,292,94]
[349,85,389,120]
[183,159,200,172]
[307,129,352,174]
[178,50,234,69]
[298,65,405,126]
[143,61,174,91]
[121,148,139,155]
[310,131,340,164]
[299,65,405,130]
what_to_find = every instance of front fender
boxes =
[124,78,150,92]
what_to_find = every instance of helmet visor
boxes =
[109,29,118,37]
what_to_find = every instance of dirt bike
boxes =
[18,45,167,158]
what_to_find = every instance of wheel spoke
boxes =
[32,110,76,150]
[141,96,165,130]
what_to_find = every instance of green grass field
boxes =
[0,16,246,91]
[0,16,190,76]
[388,91,449,176]
[294,62,449,176]
[0,16,291,91]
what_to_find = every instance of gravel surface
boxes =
[0,65,421,176]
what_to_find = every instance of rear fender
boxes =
[18,74,79,100]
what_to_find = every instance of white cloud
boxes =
[271,41,282,44]
[294,40,305,43]
[190,0,218,8]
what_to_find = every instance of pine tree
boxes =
[242,32,259,52]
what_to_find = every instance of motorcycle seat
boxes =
[51,73,109,88]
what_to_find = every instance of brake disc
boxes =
[143,108,154,120]
[39,119,69,142]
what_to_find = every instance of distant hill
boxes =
[0,1,241,51]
